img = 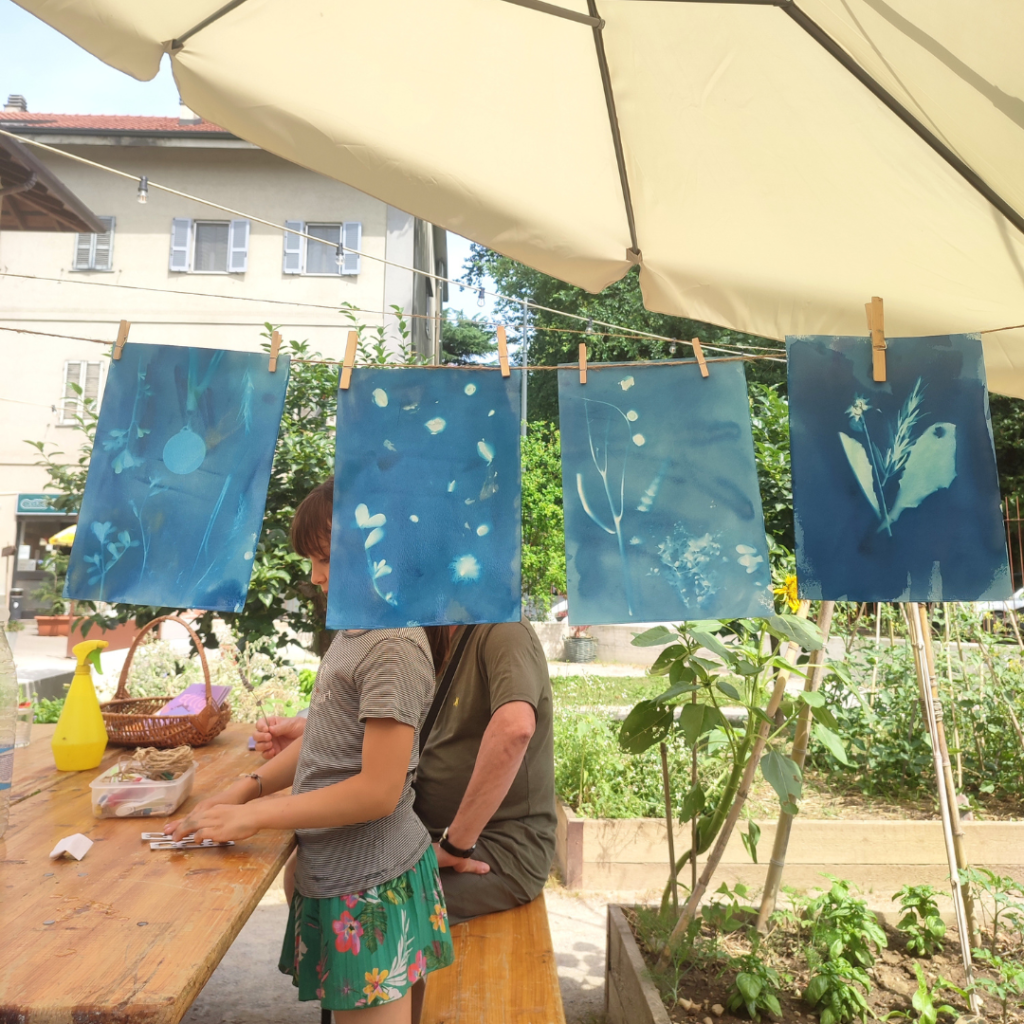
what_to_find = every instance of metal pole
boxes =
[520,298,528,436]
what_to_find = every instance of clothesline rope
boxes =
[2,129,1020,340]
[0,324,785,366]
[0,271,787,352]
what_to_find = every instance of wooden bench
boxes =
[421,895,566,1024]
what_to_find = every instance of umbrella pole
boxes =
[755,600,835,931]
[906,602,979,1011]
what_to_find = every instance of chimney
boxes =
[4,95,28,112]
[178,98,201,125]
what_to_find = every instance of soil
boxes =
[626,910,1024,1024]
[742,770,1024,822]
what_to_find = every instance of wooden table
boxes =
[1,723,295,1023]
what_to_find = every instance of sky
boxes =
[0,0,499,322]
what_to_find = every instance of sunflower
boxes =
[773,574,800,614]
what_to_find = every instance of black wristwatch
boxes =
[439,826,477,859]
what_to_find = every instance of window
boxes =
[59,360,102,424]
[283,220,361,275]
[72,216,115,271]
[169,218,249,273]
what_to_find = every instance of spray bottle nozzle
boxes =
[72,639,108,675]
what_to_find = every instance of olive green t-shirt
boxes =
[413,618,556,898]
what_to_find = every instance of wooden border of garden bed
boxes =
[606,904,671,1024]
[558,802,1024,896]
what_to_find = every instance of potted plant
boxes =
[33,551,73,636]
[564,624,597,663]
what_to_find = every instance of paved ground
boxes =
[183,873,642,1024]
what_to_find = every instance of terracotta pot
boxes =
[35,615,72,637]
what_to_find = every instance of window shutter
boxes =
[169,218,192,272]
[341,221,361,275]
[60,361,83,423]
[73,231,94,271]
[283,220,303,274]
[83,362,102,407]
[92,217,115,271]
[228,219,249,273]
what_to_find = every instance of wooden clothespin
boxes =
[579,343,588,384]
[866,296,886,382]
[268,330,282,372]
[339,330,358,390]
[496,325,511,378]
[112,320,131,361]
[691,336,709,378]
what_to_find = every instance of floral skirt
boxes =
[279,845,455,1011]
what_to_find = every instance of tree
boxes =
[441,313,497,364]
[521,422,566,612]
[462,245,786,424]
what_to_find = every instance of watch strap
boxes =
[439,826,476,859]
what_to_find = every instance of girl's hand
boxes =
[253,716,306,759]
[165,780,255,838]
[169,803,262,844]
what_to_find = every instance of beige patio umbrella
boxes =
[16,0,1024,395]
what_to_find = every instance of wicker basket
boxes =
[101,615,231,748]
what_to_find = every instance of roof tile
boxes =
[0,111,231,134]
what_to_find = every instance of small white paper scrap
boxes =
[49,833,93,861]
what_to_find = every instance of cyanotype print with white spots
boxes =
[327,368,522,629]
[558,361,773,625]
[66,344,290,611]
[787,333,1011,601]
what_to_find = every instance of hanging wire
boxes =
[0,128,780,361]
[0,324,785,366]
[0,270,789,352]
[2,128,1019,345]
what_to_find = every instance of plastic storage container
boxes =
[90,763,195,818]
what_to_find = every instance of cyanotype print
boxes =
[327,368,522,629]
[787,334,1010,601]
[67,345,289,611]
[558,362,773,625]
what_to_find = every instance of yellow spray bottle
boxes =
[52,639,109,771]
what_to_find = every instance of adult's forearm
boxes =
[445,702,534,850]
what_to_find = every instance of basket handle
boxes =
[114,615,213,705]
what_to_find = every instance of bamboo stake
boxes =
[907,602,980,1012]
[756,601,836,930]
[916,604,978,945]
[660,601,811,960]
[660,742,679,915]
[691,688,699,894]
[944,605,964,790]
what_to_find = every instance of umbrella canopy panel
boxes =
[14,0,1024,394]
[0,130,105,232]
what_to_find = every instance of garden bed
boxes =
[608,903,1024,1024]
[557,800,1024,895]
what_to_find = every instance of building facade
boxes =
[0,101,446,617]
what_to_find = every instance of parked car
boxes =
[974,587,1024,615]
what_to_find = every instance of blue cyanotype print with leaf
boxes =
[787,334,1010,601]
[327,368,521,629]
[66,345,289,611]
[558,361,773,625]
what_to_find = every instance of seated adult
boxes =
[256,618,556,924]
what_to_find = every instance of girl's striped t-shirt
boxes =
[292,627,435,898]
